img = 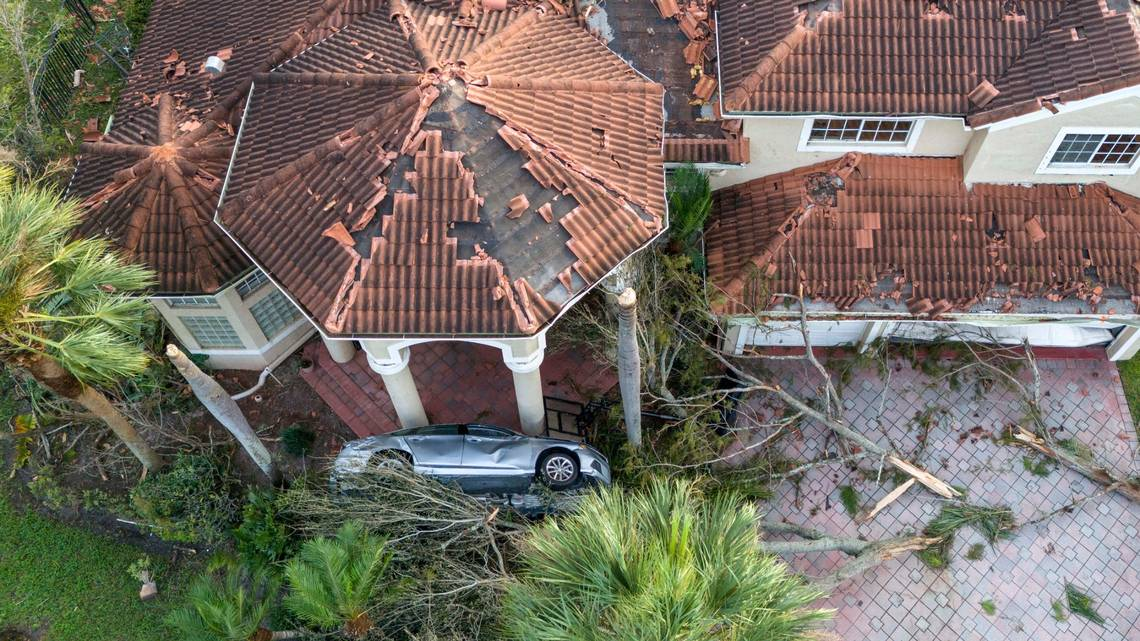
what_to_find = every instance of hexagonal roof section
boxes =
[216,0,666,337]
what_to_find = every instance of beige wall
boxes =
[962,96,1140,197]
[152,278,314,370]
[709,116,972,189]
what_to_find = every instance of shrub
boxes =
[280,424,315,458]
[233,490,292,567]
[130,455,240,543]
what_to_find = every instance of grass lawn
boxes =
[1116,357,1140,439]
[0,489,197,641]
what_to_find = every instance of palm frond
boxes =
[503,479,829,641]
[48,325,150,385]
[165,561,277,641]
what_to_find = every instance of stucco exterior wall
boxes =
[962,96,1140,197]
[152,280,314,370]
[709,116,972,189]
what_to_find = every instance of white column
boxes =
[322,336,358,364]
[502,337,547,436]
[366,348,428,428]
[857,321,891,353]
[1107,326,1140,361]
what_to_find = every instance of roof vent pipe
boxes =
[205,56,226,76]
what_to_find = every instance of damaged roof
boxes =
[218,0,666,337]
[705,154,1140,317]
[717,0,1140,124]
[69,0,667,325]
[591,0,749,164]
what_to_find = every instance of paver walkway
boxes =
[299,339,616,437]
[741,351,1139,641]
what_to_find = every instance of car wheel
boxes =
[538,451,579,489]
[367,450,412,471]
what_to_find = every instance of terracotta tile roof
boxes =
[717,0,1140,122]
[74,95,250,294]
[218,3,665,337]
[70,0,394,294]
[706,154,1140,316]
[595,0,749,164]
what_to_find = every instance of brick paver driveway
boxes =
[742,352,1139,641]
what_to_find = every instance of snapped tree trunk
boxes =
[166,344,276,481]
[616,288,642,448]
[17,353,163,470]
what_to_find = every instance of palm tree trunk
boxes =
[17,353,163,470]
[616,288,642,448]
[166,344,276,481]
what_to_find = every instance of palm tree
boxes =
[615,287,642,448]
[166,560,283,641]
[0,166,163,469]
[283,520,395,639]
[502,479,832,641]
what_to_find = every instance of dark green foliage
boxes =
[918,503,1016,568]
[165,560,278,641]
[502,479,831,641]
[1057,438,1096,463]
[130,455,241,543]
[1021,455,1053,477]
[1065,583,1106,625]
[838,485,860,519]
[281,423,316,458]
[965,543,986,561]
[980,600,996,616]
[233,490,292,567]
[122,0,153,44]
[666,164,713,249]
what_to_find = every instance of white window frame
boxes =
[798,117,925,153]
[1036,127,1140,176]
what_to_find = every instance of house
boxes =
[70,0,671,434]
[704,0,1140,359]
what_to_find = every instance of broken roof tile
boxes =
[707,154,1140,315]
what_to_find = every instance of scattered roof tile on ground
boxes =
[717,0,1140,123]
[706,154,1140,316]
[218,1,665,337]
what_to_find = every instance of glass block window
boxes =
[181,316,243,349]
[235,269,270,299]
[166,296,220,309]
[1048,133,1140,168]
[249,289,302,340]
[807,118,915,145]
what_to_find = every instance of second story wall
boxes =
[710,115,972,190]
[962,95,1140,198]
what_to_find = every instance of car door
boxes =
[401,424,465,474]
[462,424,531,477]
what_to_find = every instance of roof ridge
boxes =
[459,6,543,69]
[719,153,862,299]
[481,75,652,92]
[722,17,809,112]
[253,71,424,87]
[392,0,442,71]
[969,0,1090,117]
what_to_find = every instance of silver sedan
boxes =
[333,423,611,490]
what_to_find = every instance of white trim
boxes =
[796,117,925,153]
[1034,127,1140,176]
[979,85,1140,133]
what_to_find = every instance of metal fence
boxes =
[31,0,132,123]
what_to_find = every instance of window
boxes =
[181,316,243,349]
[235,269,270,299]
[803,118,918,149]
[166,296,220,308]
[466,425,515,438]
[249,289,302,340]
[1041,131,1140,173]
